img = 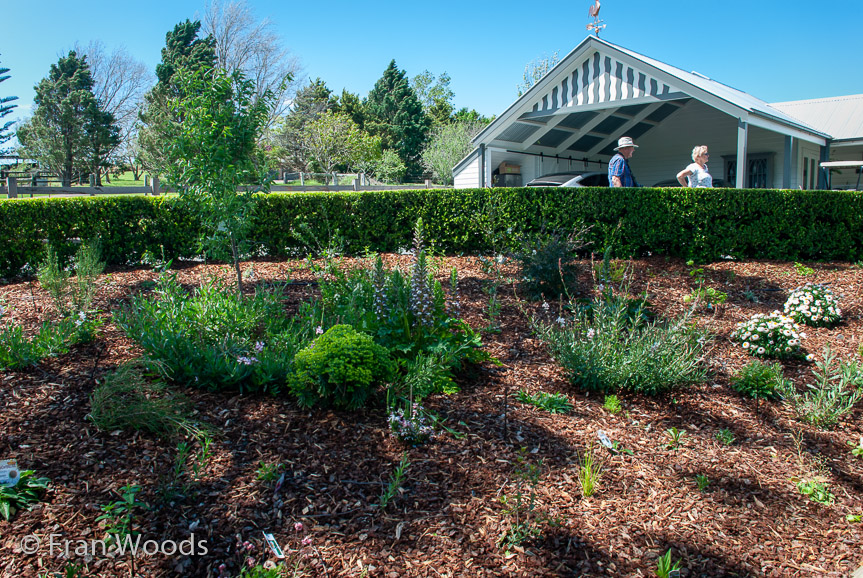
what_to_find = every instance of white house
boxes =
[453,36,863,190]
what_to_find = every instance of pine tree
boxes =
[275,78,338,172]
[138,20,216,175]
[17,51,113,186]
[365,60,430,180]
[0,55,18,155]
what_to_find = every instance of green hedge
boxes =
[1,187,861,278]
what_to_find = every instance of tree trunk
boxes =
[230,232,244,298]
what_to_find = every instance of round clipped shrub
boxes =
[783,283,841,327]
[290,324,395,409]
[732,311,806,359]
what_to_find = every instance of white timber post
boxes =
[736,119,749,189]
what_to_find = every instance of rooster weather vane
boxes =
[586,0,606,36]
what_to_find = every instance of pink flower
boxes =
[302,536,313,546]
[294,522,304,532]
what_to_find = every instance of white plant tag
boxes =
[262,532,285,559]
[596,430,613,449]
[0,459,20,487]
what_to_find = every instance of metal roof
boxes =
[474,36,831,146]
[770,94,863,141]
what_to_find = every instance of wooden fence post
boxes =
[299,173,305,186]
[151,176,160,196]
[7,177,17,199]
[425,179,431,189]
[144,175,150,190]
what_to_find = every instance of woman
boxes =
[676,145,713,188]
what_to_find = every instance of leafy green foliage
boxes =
[655,549,681,578]
[538,294,707,396]
[498,448,549,551]
[730,360,787,400]
[96,484,147,543]
[515,390,573,414]
[793,262,815,276]
[603,394,622,414]
[290,324,396,410]
[4,188,863,280]
[797,480,835,505]
[695,474,710,491]
[715,429,735,446]
[0,470,50,521]
[0,312,75,370]
[665,427,687,450]
[160,66,276,293]
[379,452,409,509]
[776,346,863,428]
[114,272,311,393]
[514,229,585,299]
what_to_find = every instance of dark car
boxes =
[652,178,729,188]
[525,171,609,187]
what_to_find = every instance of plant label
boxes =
[0,459,20,487]
[596,430,613,449]
[262,532,285,559]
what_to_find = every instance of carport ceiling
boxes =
[491,98,692,157]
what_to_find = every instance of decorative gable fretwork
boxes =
[531,50,678,113]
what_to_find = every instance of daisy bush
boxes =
[783,283,841,327]
[732,312,807,360]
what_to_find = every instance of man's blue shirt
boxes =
[608,153,639,187]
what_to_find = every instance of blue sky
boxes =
[2,0,862,129]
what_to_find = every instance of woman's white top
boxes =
[685,163,712,188]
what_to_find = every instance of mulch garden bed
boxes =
[1,255,862,577]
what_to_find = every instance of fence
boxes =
[0,173,450,198]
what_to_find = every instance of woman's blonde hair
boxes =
[691,145,708,162]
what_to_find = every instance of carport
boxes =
[453,36,831,189]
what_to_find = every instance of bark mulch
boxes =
[1,255,862,577]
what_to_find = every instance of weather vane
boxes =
[586,0,606,36]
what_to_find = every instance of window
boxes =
[722,153,775,188]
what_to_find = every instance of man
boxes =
[608,136,640,187]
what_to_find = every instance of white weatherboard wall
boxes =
[453,153,480,188]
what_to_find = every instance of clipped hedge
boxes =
[1,187,861,278]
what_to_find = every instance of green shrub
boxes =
[776,346,863,429]
[730,360,787,400]
[3,187,863,278]
[537,294,708,396]
[515,390,573,414]
[0,308,76,370]
[114,272,312,393]
[514,228,586,299]
[290,324,396,409]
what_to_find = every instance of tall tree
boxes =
[272,78,337,172]
[160,67,274,294]
[202,0,301,126]
[76,41,153,181]
[516,51,560,97]
[411,70,454,126]
[82,101,120,185]
[365,60,430,179]
[421,119,486,185]
[17,51,114,186]
[299,111,380,180]
[138,20,216,175]
[0,55,18,155]
[334,89,366,130]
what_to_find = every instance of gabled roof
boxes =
[770,94,863,142]
[473,36,829,151]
